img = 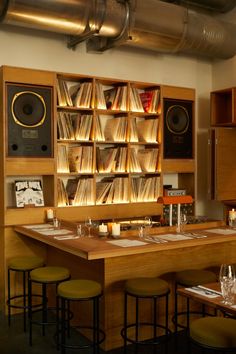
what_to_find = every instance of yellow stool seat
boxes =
[8,256,44,271]
[190,317,236,349]
[58,279,102,300]
[30,266,70,283]
[176,269,217,286]
[125,277,169,296]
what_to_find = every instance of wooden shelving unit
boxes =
[211,87,236,126]
[0,66,196,226]
[209,87,236,202]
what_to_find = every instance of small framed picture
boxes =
[15,180,44,208]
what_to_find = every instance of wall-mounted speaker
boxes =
[6,83,53,157]
[163,98,193,159]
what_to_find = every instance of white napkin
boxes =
[38,229,73,236]
[185,286,220,298]
[107,239,148,247]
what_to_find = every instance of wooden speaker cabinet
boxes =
[6,83,53,157]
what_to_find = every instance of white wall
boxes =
[1,25,219,218]
[212,57,236,89]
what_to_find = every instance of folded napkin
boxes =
[158,234,192,241]
[39,229,73,236]
[107,239,148,247]
[186,286,221,298]
[23,224,54,230]
[54,235,80,240]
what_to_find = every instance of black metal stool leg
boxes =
[61,298,66,354]
[174,283,178,333]
[93,297,99,354]
[165,294,169,354]
[56,295,60,350]
[42,283,47,336]
[153,297,157,340]
[7,268,11,327]
[135,296,139,354]
[165,294,169,336]
[124,292,128,354]
[186,298,190,331]
[28,277,33,346]
[23,270,27,332]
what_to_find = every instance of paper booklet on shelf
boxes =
[15,180,44,208]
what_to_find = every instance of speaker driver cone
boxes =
[11,91,46,127]
[166,105,189,134]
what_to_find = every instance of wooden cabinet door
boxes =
[208,127,236,200]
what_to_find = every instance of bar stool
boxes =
[57,279,105,354]
[121,277,171,353]
[189,317,236,353]
[174,269,217,332]
[28,266,71,345]
[7,256,45,331]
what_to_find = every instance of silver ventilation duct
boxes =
[163,0,236,13]
[0,0,236,59]
[0,0,91,36]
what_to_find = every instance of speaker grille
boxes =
[166,105,190,134]
[12,91,46,127]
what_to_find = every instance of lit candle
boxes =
[229,209,236,220]
[47,209,54,221]
[99,223,108,233]
[112,223,120,236]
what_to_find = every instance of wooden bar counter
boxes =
[14,221,236,351]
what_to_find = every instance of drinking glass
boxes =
[179,213,188,234]
[138,225,145,239]
[76,224,84,237]
[219,264,235,305]
[53,217,61,230]
[85,217,94,238]
[144,216,152,236]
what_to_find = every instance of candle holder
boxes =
[98,223,109,237]
[229,209,236,227]
[46,208,54,222]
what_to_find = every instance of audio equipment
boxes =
[163,98,193,159]
[7,83,53,157]
[164,188,186,197]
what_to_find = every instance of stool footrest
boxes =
[7,294,43,310]
[121,322,171,346]
[58,325,105,350]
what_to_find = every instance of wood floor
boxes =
[0,312,202,354]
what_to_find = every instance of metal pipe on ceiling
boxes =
[1,0,236,59]
[162,0,236,13]
[0,0,91,35]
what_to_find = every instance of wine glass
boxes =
[219,264,235,305]
[85,217,94,238]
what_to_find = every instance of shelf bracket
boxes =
[67,25,99,50]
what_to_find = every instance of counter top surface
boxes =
[14,221,236,260]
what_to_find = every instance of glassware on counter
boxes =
[219,264,235,305]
